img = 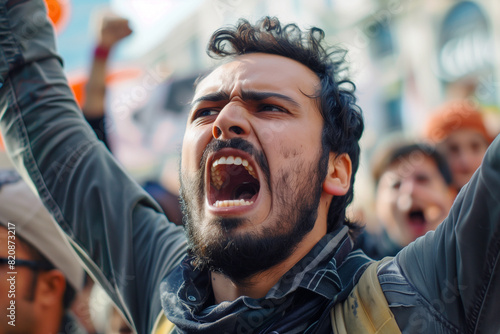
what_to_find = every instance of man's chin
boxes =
[210,216,248,232]
[192,236,291,283]
[187,220,291,282]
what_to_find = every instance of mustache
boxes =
[200,138,270,187]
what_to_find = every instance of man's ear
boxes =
[322,152,352,196]
[36,270,66,307]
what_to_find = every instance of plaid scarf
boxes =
[161,227,372,333]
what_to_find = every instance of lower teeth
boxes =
[214,199,254,208]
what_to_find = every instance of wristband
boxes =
[94,46,110,60]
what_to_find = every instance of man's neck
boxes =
[211,222,327,303]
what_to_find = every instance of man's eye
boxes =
[194,109,219,119]
[259,105,287,113]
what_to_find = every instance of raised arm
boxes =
[82,13,132,149]
[396,134,500,331]
[0,1,186,332]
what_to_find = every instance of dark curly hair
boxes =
[205,17,364,234]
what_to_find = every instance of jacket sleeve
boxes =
[0,1,187,333]
[396,134,500,332]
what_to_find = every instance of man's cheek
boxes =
[181,144,203,172]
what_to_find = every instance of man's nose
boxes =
[212,104,251,140]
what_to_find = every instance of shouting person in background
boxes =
[355,142,456,260]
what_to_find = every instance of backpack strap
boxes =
[331,258,401,334]
[152,311,175,334]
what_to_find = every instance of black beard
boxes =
[179,138,329,284]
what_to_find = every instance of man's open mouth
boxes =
[209,154,260,208]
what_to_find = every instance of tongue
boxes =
[233,182,258,200]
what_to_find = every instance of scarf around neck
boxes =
[160,227,372,333]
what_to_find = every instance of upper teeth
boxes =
[211,155,257,189]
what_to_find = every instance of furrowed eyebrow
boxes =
[191,90,300,108]
[191,91,230,106]
[241,90,300,108]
